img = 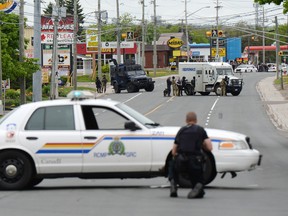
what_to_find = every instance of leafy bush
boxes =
[5,89,20,99]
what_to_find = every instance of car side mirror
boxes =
[124,121,139,131]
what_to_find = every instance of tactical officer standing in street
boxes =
[169,112,213,199]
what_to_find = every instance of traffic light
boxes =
[121,33,127,39]
[278,51,283,56]
[218,30,224,37]
[206,31,212,37]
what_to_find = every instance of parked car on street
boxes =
[0,91,262,190]
[234,64,258,73]
[267,63,277,72]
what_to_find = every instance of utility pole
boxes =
[19,0,25,104]
[215,0,220,62]
[50,0,60,99]
[185,0,189,61]
[254,2,259,28]
[153,0,157,76]
[97,0,102,79]
[33,0,42,102]
[141,0,145,68]
[72,0,78,90]
[275,16,283,89]
[50,1,66,99]
[116,0,121,64]
[0,17,2,103]
[262,6,265,64]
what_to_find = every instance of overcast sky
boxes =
[23,0,287,27]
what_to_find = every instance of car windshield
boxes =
[0,107,19,125]
[127,70,146,76]
[216,67,233,75]
[116,103,159,128]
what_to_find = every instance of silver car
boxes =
[234,64,258,73]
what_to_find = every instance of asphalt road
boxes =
[1,72,287,216]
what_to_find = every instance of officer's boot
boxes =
[187,183,204,199]
[170,179,178,198]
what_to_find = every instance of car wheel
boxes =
[214,84,221,96]
[127,83,135,93]
[0,151,33,190]
[25,177,44,189]
[177,151,217,187]
[184,84,193,95]
[113,83,121,93]
[200,92,210,96]
[231,91,240,96]
[145,83,154,92]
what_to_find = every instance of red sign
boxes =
[41,16,76,33]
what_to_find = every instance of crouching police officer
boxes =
[169,112,213,199]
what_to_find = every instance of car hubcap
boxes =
[5,164,18,177]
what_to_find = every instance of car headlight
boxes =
[148,78,152,82]
[218,140,249,150]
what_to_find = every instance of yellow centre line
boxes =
[145,96,175,116]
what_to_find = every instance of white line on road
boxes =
[123,93,142,103]
[205,96,220,127]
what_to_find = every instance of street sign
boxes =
[211,38,225,47]
[102,41,134,48]
[211,48,226,57]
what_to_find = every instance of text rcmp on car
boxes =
[0,91,262,190]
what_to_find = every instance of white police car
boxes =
[0,91,262,190]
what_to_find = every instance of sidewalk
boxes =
[257,76,288,132]
[77,82,114,97]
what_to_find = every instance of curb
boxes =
[257,77,288,132]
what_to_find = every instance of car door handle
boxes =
[84,136,97,140]
[26,137,38,140]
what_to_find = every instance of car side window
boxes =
[25,105,75,130]
[81,105,129,130]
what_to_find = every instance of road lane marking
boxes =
[205,96,220,126]
[145,96,175,116]
[123,93,142,103]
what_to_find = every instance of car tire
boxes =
[26,177,44,189]
[200,92,210,96]
[184,84,193,95]
[127,83,135,93]
[145,83,154,92]
[0,151,34,190]
[114,83,121,93]
[231,91,240,96]
[214,84,221,96]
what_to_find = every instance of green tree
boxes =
[0,12,39,91]
[255,0,288,13]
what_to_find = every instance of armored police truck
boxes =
[179,62,243,96]
[110,59,155,93]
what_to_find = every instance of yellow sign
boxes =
[88,41,98,47]
[211,48,226,57]
[173,50,181,57]
[87,47,116,53]
[86,29,98,48]
[42,69,50,84]
[167,38,184,48]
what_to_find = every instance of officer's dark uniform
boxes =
[172,124,208,198]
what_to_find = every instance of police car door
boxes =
[19,105,82,174]
[79,105,152,173]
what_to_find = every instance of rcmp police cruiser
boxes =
[170,112,213,199]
